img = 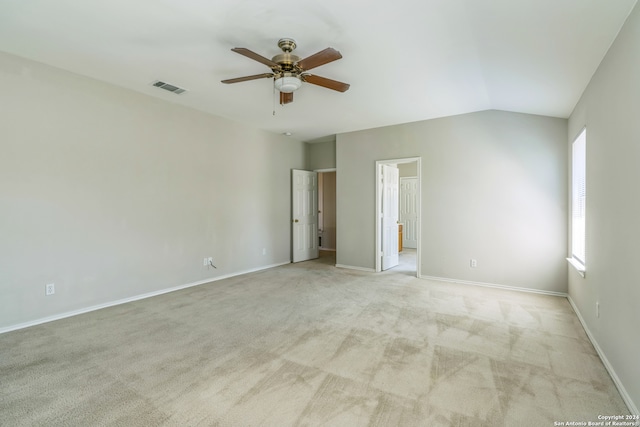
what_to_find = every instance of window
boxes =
[570,128,586,273]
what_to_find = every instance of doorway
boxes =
[291,168,337,264]
[317,170,336,252]
[375,158,421,277]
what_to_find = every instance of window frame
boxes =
[568,127,586,276]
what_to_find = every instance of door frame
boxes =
[375,157,422,276]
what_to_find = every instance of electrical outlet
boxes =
[45,283,55,296]
[203,257,208,266]
[262,248,266,255]
[596,301,600,318]
[470,259,477,268]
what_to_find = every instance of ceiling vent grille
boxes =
[151,80,187,95]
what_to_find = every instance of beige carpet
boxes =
[0,251,629,426]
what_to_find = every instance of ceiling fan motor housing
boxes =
[271,53,300,71]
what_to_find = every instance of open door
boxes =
[381,164,399,270]
[292,169,319,262]
[400,177,418,249]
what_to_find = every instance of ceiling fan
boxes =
[221,38,350,105]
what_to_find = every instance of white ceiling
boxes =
[0,0,636,141]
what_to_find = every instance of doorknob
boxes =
[294,219,299,223]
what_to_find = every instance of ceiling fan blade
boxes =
[221,73,274,84]
[302,74,350,92]
[280,92,294,105]
[296,48,342,71]
[231,48,280,69]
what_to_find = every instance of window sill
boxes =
[567,257,586,277]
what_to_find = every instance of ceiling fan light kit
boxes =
[274,74,302,93]
[221,38,349,105]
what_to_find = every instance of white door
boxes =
[381,164,399,270]
[292,169,319,262]
[400,177,418,249]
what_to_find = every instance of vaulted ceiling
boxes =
[0,0,636,141]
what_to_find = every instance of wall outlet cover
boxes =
[45,283,55,296]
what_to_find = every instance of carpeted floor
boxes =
[0,251,629,426]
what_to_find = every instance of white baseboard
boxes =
[567,296,638,415]
[0,261,290,335]
[419,275,568,297]
[335,264,376,272]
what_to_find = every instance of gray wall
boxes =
[0,51,306,329]
[306,140,336,170]
[337,110,568,293]
[567,2,640,412]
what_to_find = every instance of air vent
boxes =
[151,80,187,95]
